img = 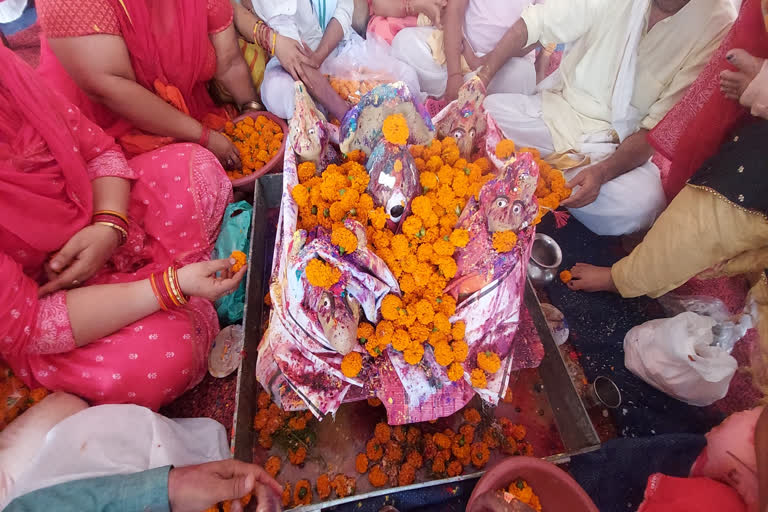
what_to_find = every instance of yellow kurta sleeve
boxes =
[520,0,611,47]
[640,19,733,130]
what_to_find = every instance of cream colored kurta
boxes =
[521,0,736,151]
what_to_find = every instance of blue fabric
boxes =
[0,6,36,36]
[328,478,477,512]
[569,434,707,512]
[6,466,171,512]
[538,215,725,437]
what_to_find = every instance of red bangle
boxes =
[199,126,210,148]
[150,273,169,311]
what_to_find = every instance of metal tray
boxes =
[232,174,600,509]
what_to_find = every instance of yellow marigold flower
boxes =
[366,338,383,357]
[422,212,438,229]
[439,295,457,317]
[340,187,359,210]
[438,165,455,187]
[382,114,410,145]
[416,243,433,263]
[372,231,391,250]
[423,226,440,244]
[492,231,518,253]
[426,138,443,158]
[452,340,469,362]
[358,322,375,341]
[399,273,417,294]
[392,329,410,351]
[560,270,573,284]
[438,256,458,279]
[402,216,423,239]
[426,155,443,174]
[442,145,460,166]
[420,171,438,191]
[292,185,309,207]
[409,144,425,159]
[396,310,416,328]
[369,207,389,230]
[434,340,454,367]
[447,361,464,381]
[381,294,403,321]
[436,184,456,210]
[429,330,448,347]
[341,352,363,378]
[477,351,501,373]
[329,201,346,222]
[331,225,358,254]
[409,324,430,343]
[298,161,317,183]
[230,251,247,272]
[404,344,424,365]
[305,259,341,288]
[415,299,435,325]
[433,312,451,333]
[440,213,459,231]
[411,195,433,220]
[449,229,469,248]
[495,139,516,159]
[433,238,455,257]
[451,321,466,341]
[413,262,433,287]
[402,253,418,273]
[470,368,487,388]
[452,173,469,198]
[390,234,410,260]
[376,320,394,341]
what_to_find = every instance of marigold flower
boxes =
[470,442,490,468]
[402,253,418,273]
[447,460,463,477]
[331,225,358,255]
[298,161,317,183]
[288,415,307,430]
[415,299,435,324]
[305,259,341,288]
[477,351,501,373]
[432,455,447,474]
[420,171,439,190]
[432,312,450,333]
[289,446,307,465]
[442,145,461,167]
[560,270,573,284]
[381,294,403,321]
[366,438,384,461]
[369,207,389,229]
[332,474,356,498]
[282,483,292,507]
[398,463,417,486]
[426,155,444,174]
[492,230,518,253]
[365,338,383,357]
[291,184,310,207]
[357,322,374,342]
[447,361,464,381]
[429,330,448,348]
[408,323,430,344]
[439,295,457,317]
[433,238,455,257]
[434,340,454,367]
[411,195,433,220]
[433,432,452,449]
[264,456,281,477]
[495,139,516,159]
[404,343,424,365]
[399,273,417,294]
[389,233,410,260]
[294,479,312,506]
[368,464,388,487]
[229,250,247,272]
[410,144,425,159]
[375,320,394,341]
[355,453,369,473]
[341,352,363,378]
[437,256,457,279]
[470,368,487,388]
[402,215,423,238]
[382,114,410,145]
[448,229,469,248]
[451,340,469,362]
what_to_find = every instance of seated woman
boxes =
[35,0,260,169]
[0,46,243,411]
[249,0,360,121]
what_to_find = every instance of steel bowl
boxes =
[527,233,563,287]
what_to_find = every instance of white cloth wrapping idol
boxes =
[2,404,230,508]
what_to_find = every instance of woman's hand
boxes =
[207,131,242,170]
[177,258,246,302]
[413,0,447,27]
[39,224,120,297]
[275,34,312,81]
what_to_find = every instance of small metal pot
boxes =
[527,233,562,286]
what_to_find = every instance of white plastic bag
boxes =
[624,312,738,407]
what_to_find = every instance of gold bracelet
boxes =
[93,209,128,223]
[94,221,128,243]
[168,266,188,305]
[271,31,277,56]
[239,100,263,112]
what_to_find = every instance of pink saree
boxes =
[36,0,232,156]
[0,46,232,410]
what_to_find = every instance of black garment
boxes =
[689,118,768,217]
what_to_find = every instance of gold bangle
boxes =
[93,209,128,223]
[239,100,263,112]
[163,269,181,307]
[168,266,188,305]
[271,31,277,56]
[93,221,128,243]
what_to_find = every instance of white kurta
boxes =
[484,0,735,236]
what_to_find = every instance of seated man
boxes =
[390,0,545,101]
[251,0,356,121]
[481,0,736,236]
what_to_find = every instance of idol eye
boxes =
[495,197,509,208]
[452,129,465,139]
[308,128,316,136]
[512,203,522,214]
[469,128,476,137]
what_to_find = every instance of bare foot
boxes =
[568,263,618,293]
[720,48,765,100]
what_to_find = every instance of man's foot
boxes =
[720,49,765,100]
[568,263,618,293]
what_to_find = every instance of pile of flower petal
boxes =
[1,364,48,431]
